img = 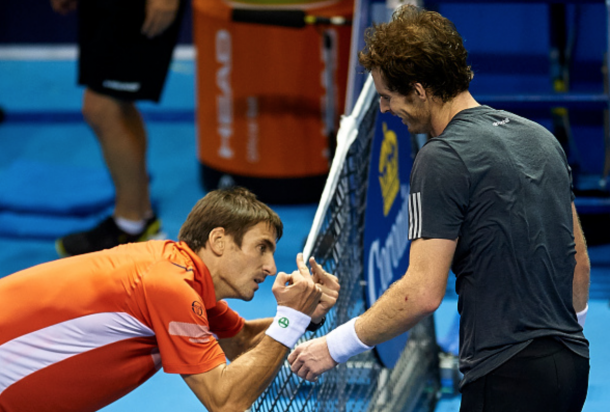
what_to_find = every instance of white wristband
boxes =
[576,304,588,327]
[265,306,311,348]
[326,317,374,364]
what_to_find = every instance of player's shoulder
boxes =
[118,240,195,267]
[117,241,196,286]
[416,135,464,168]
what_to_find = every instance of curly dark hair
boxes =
[178,187,283,253]
[358,4,473,102]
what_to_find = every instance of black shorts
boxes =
[460,337,589,412]
[77,0,185,102]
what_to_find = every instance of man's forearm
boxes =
[242,318,273,350]
[219,318,273,361]
[571,203,590,312]
[221,336,288,397]
[357,270,440,346]
[186,306,313,410]
[356,238,453,346]
[185,336,289,412]
[573,264,590,312]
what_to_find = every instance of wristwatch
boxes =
[306,316,326,332]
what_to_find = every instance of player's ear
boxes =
[413,83,427,100]
[208,227,226,256]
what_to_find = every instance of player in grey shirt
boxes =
[288,5,590,412]
[412,105,589,388]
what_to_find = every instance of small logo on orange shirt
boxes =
[192,301,204,317]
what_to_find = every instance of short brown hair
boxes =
[358,4,473,102]
[178,187,283,252]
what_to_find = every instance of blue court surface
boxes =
[1,53,609,412]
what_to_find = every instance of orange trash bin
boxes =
[193,0,353,204]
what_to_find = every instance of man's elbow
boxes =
[419,294,443,317]
[184,373,252,412]
[209,401,251,412]
[203,394,252,412]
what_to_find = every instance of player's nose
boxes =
[379,98,391,113]
[264,255,277,277]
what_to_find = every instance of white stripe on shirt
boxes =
[409,192,422,240]
[0,312,154,395]
[168,321,213,343]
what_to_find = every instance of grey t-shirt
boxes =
[409,105,589,388]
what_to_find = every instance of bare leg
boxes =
[82,88,152,221]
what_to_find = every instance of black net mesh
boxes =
[251,87,440,412]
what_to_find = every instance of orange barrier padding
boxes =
[194,0,353,188]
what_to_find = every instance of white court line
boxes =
[0,45,195,61]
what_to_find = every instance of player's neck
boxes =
[196,247,225,301]
[430,91,480,137]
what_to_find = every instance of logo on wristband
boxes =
[278,317,290,328]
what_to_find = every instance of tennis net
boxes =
[250,75,440,412]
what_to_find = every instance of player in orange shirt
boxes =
[0,187,339,412]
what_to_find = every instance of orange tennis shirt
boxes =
[0,240,245,412]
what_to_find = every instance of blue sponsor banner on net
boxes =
[363,111,416,368]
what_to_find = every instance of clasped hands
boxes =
[272,253,340,383]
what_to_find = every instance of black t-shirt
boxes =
[409,105,589,388]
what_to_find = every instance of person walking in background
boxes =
[50,0,185,256]
[288,5,591,412]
